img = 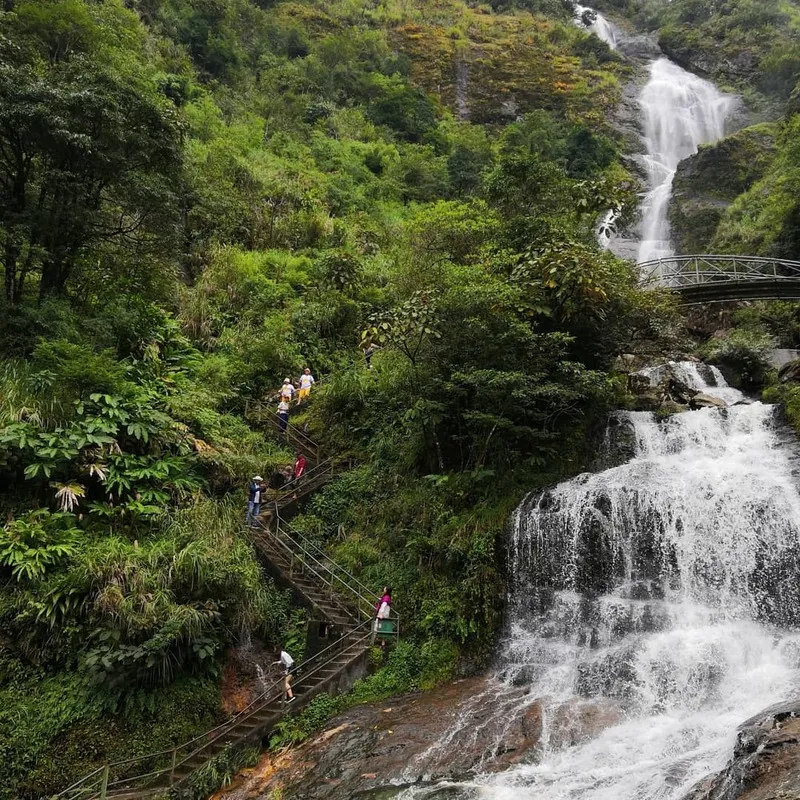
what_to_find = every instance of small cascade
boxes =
[455,59,470,121]
[573,6,621,250]
[573,5,618,50]
[637,59,736,264]
[397,396,800,800]
[638,360,745,406]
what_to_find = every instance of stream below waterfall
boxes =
[391,365,800,800]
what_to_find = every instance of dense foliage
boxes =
[0,0,689,795]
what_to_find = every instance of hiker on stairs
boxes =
[273,648,296,702]
[279,378,295,403]
[246,476,264,526]
[372,586,392,647]
[277,398,290,433]
[297,367,315,405]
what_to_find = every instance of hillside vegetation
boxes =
[0,0,685,796]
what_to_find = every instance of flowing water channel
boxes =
[637,60,736,263]
[396,366,800,799]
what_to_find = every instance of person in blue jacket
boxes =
[246,476,264,526]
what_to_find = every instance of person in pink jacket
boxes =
[373,586,392,646]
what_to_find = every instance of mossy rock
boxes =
[391,9,627,125]
[669,123,779,254]
[656,400,689,417]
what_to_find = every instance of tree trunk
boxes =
[4,240,20,304]
[39,257,65,300]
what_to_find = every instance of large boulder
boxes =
[630,362,714,407]
[685,701,800,800]
[669,124,778,254]
[690,393,727,409]
[778,358,800,384]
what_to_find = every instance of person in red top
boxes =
[293,453,307,484]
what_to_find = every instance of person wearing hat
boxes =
[296,368,315,405]
[280,378,295,402]
[246,476,264,526]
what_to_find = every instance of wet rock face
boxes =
[684,702,800,800]
[213,678,545,800]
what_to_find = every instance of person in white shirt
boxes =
[272,649,295,701]
[276,399,290,433]
[296,368,315,405]
[280,378,295,402]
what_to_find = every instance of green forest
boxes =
[3,0,800,797]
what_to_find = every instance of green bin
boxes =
[376,619,396,636]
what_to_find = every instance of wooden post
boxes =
[169,748,177,785]
[99,764,109,800]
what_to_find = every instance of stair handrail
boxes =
[243,399,322,461]
[53,620,373,800]
[277,517,379,610]
[264,520,373,622]
[268,511,401,634]
[269,456,337,508]
[102,621,373,798]
[262,409,321,458]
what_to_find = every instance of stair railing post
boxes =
[99,764,109,800]
[169,747,177,785]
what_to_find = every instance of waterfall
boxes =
[573,5,618,50]
[637,59,736,264]
[398,372,800,799]
[638,360,745,405]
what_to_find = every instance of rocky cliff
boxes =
[669,124,778,254]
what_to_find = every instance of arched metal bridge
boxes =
[638,255,800,304]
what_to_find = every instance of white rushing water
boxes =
[637,59,736,264]
[398,369,800,800]
[574,5,618,50]
[638,360,745,406]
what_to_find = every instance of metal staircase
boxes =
[252,513,400,634]
[54,622,372,799]
[53,413,397,800]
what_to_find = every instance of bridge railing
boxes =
[639,255,800,288]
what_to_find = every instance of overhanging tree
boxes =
[0,1,182,303]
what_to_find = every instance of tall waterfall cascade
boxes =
[574,6,737,263]
[637,60,736,263]
[399,366,800,799]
